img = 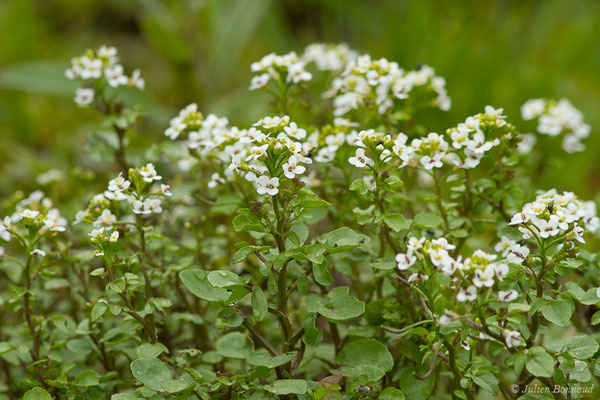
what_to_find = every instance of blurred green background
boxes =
[1,0,599,200]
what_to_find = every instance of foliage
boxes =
[1,3,600,400]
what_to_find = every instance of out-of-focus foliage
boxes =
[1,0,600,201]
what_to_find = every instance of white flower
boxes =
[507,244,530,265]
[494,263,509,281]
[509,212,528,225]
[160,184,172,197]
[567,224,585,244]
[286,63,312,84]
[460,341,471,351]
[521,99,546,120]
[256,176,280,196]
[20,209,40,219]
[503,330,522,348]
[438,309,457,325]
[165,117,187,140]
[30,249,46,257]
[348,148,371,168]
[146,198,162,214]
[108,173,131,192]
[132,200,151,215]
[129,69,145,90]
[208,173,226,188]
[457,286,477,302]
[105,64,128,87]
[396,253,416,270]
[94,209,117,230]
[80,57,103,79]
[494,236,516,257]
[74,88,95,106]
[498,290,518,302]
[43,210,67,232]
[537,215,560,238]
[407,237,425,256]
[473,266,495,288]
[110,231,119,242]
[89,228,105,240]
[283,122,307,140]
[139,163,162,182]
[246,144,269,162]
[517,133,537,154]
[249,73,270,90]
[282,156,306,179]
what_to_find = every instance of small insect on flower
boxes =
[506,244,530,265]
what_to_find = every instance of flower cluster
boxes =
[326,54,451,116]
[396,237,517,304]
[0,191,67,257]
[509,189,599,240]
[345,129,450,171]
[165,108,314,196]
[65,45,145,107]
[302,43,358,71]
[249,52,312,90]
[75,164,171,237]
[521,98,591,153]
[445,106,516,168]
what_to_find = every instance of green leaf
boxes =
[565,282,585,301]
[301,313,323,346]
[324,227,370,254]
[232,209,264,232]
[75,370,99,387]
[541,299,572,327]
[526,346,555,378]
[91,301,108,322]
[111,395,140,400]
[398,367,435,400]
[161,378,193,394]
[23,388,51,400]
[580,289,600,305]
[130,358,172,392]
[207,270,246,288]
[383,214,408,232]
[340,339,394,373]
[378,387,405,400]
[414,213,443,229]
[179,269,230,302]
[472,371,499,396]
[318,288,365,322]
[251,286,268,322]
[565,335,599,360]
[591,310,600,326]
[136,343,168,359]
[247,349,297,368]
[312,262,333,286]
[215,332,250,359]
[265,379,308,395]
